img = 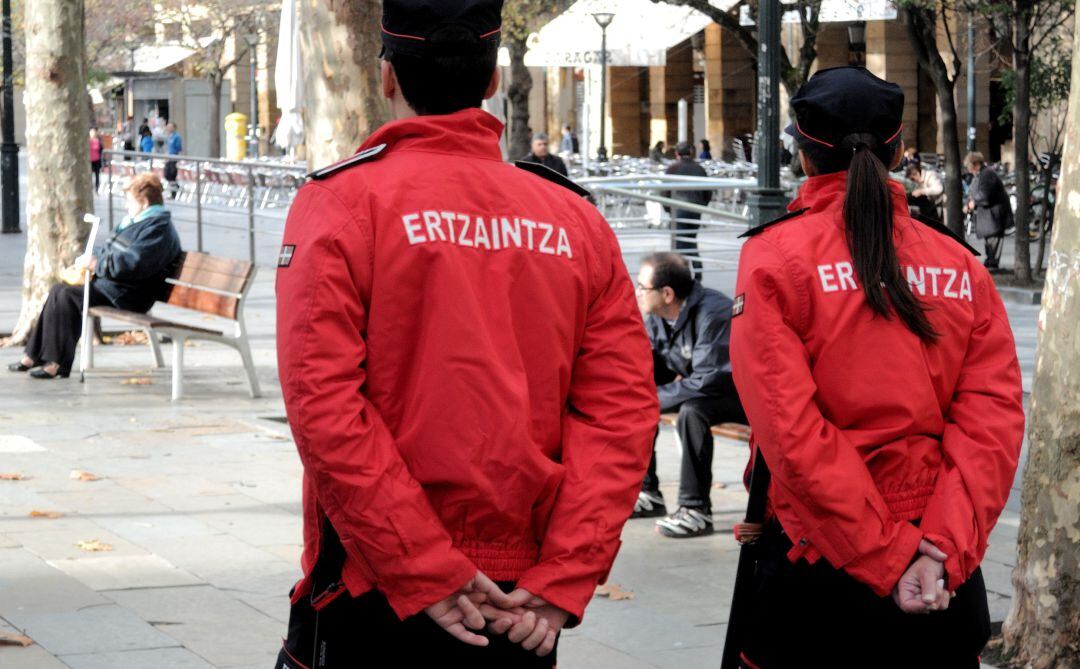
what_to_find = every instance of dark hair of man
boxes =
[642,252,694,300]
[904,164,922,180]
[798,133,937,342]
[385,25,497,116]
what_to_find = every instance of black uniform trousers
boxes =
[737,524,990,669]
[642,351,746,510]
[983,234,1004,269]
[24,283,108,376]
[671,209,703,280]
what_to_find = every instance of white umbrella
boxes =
[273,0,304,151]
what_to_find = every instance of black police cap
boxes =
[382,0,503,58]
[785,66,905,150]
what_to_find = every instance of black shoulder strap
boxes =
[306,143,388,181]
[738,207,808,239]
[514,160,591,198]
[911,213,981,256]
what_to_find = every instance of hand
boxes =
[912,188,923,197]
[488,589,569,657]
[892,555,950,614]
[425,571,520,647]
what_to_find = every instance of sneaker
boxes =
[630,491,667,519]
[656,507,714,538]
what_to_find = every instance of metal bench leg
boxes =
[171,334,186,401]
[237,336,261,398]
[145,328,165,368]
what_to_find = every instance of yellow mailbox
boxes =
[224,112,248,160]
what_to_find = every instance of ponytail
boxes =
[802,132,938,342]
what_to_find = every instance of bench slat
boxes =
[176,252,252,278]
[87,306,223,336]
[658,413,751,442]
[166,286,239,319]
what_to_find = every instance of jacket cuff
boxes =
[846,521,923,598]
[922,532,965,591]
[514,564,596,626]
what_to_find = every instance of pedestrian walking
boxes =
[649,140,666,162]
[88,128,103,192]
[663,142,711,280]
[631,252,745,538]
[905,163,944,221]
[139,127,154,154]
[698,139,712,161]
[274,1,657,666]
[164,122,183,200]
[964,152,1012,269]
[520,132,568,176]
[559,124,576,155]
[728,66,1024,668]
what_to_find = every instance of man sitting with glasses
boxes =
[632,252,745,538]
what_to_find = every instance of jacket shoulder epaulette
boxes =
[911,213,981,257]
[306,143,388,181]
[738,207,809,239]
[514,160,591,198]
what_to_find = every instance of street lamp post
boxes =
[966,15,976,153]
[592,12,614,162]
[245,32,259,159]
[747,0,787,228]
[1,0,19,234]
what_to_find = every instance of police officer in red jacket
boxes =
[730,67,1024,668]
[273,1,657,667]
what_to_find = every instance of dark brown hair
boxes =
[799,133,937,342]
[126,172,164,207]
[642,252,694,299]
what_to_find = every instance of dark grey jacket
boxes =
[93,210,182,312]
[969,167,1013,238]
[663,158,712,210]
[520,152,568,177]
[645,282,736,411]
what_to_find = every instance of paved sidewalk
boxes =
[0,200,1035,667]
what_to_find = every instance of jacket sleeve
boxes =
[971,171,994,208]
[730,238,924,596]
[276,184,476,619]
[924,173,944,198]
[95,221,179,283]
[916,272,1024,589]
[515,219,658,623]
[657,311,733,411]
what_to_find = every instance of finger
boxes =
[919,567,938,605]
[488,616,514,636]
[918,539,949,562]
[537,628,558,657]
[444,621,490,647]
[458,594,486,630]
[502,588,535,609]
[934,580,950,612]
[478,603,522,623]
[508,611,536,644]
[466,591,488,604]
[473,572,516,609]
[521,616,549,651]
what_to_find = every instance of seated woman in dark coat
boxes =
[9,173,182,379]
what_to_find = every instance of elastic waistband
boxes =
[457,539,540,582]
[882,484,934,522]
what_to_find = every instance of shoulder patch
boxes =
[911,213,981,257]
[514,160,591,198]
[739,207,809,239]
[306,143,388,181]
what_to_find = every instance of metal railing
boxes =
[102,150,307,264]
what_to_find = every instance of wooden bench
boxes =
[82,251,261,401]
[659,413,751,442]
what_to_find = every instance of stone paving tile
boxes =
[47,554,203,591]
[7,522,150,561]
[0,548,109,616]
[61,647,216,669]
[154,492,267,514]
[106,585,282,668]
[0,533,19,548]
[4,605,180,656]
[191,507,301,548]
[90,513,220,544]
[0,644,70,669]
[558,633,660,668]
[40,486,171,516]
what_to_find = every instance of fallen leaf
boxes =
[69,470,100,482]
[113,330,148,346]
[75,539,113,552]
[0,631,33,647]
[594,583,635,601]
[121,377,153,385]
[0,472,26,481]
[29,510,63,519]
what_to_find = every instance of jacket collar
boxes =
[788,171,910,221]
[359,108,504,162]
[670,281,704,333]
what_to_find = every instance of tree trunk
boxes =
[299,0,388,170]
[1012,2,1033,283]
[5,0,93,345]
[209,71,223,158]
[1034,156,1054,274]
[1001,10,1080,665]
[507,37,531,162]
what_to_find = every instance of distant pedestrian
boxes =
[662,142,711,279]
[900,146,921,170]
[559,124,576,154]
[650,140,666,162]
[520,132,568,176]
[965,152,1011,269]
[88,128,103,191]
[698,139,712,161]
[164,122,183,200]
[905,163,943,221]
[139,128,154,154]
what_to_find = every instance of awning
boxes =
[523,0,737,68]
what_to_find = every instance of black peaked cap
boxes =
[787,66,905,149]
[382,0,504,57]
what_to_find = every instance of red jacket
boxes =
[731,173,1024,597]
[276,109,657,621]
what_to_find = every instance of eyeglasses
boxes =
[635,282,660,293]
